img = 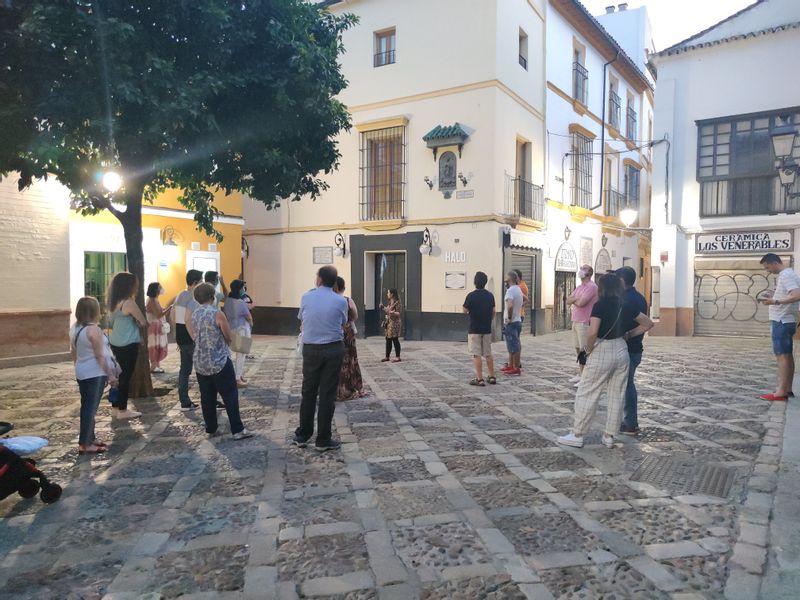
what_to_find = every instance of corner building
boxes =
[243,0,654,341]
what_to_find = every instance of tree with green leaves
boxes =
[0,0,354,396]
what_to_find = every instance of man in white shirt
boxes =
[501,271,524,376]
[760,253,800,401]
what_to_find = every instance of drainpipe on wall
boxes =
[591,51,620,211]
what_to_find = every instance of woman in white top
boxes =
[222,279,253,387]
[70,297,118,454]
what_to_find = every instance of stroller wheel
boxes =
[40,483,62,504]
[18,479,40,498]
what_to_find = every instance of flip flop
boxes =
[78,444,107,454]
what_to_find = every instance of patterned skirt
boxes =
[147,319,168,364]
[337,324,363,400]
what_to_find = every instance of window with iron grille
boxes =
[609,89,621,131]
[374,29,396,67]
[571,132,593,208]
[519,28,528,70]
[359,126,406,221]
[572,61,588,104]
[626,101,637,140]
[625,165,640,209]
[698,110,800,216]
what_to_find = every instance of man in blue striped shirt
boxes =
[294,265,348,452]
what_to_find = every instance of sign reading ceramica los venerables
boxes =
[695,230,794,255]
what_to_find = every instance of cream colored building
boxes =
[243,0,654,340]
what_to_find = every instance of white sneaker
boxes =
[233,428,253,441]
[569,375,581,383]
[602,434,614,448]
[115,409,141,420]
[557,432,584,448]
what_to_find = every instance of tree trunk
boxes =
[117,191,154,399]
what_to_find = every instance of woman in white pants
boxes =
[223,279,253,387]
[558,273,653,449]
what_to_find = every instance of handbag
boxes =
[231,332,253,354]
[161,320,171,335]
[296,333,303,357]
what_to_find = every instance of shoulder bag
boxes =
[231,331,253,354]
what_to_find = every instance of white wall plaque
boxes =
[313,246,334,264]
[445,271,467,289]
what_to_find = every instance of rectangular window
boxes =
[697,110,800,216]
[608,80,621,131]
[519,29,528,70]
[626,94,637,140]
[84,251,127,309]
[571,132,593,208]
[359,126,406,221]
[374,28,396,67]
[625,165,641,210]
[572,46,587,104]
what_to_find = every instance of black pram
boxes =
[0,445,62,504]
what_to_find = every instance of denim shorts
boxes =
[771,321,797,355]
[504,321,522,354]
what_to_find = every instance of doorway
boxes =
[553,271,576,331]
[366,252,406,337]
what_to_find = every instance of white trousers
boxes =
[232,324,250,380]
[573,337,629,436]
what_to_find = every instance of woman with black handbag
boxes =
[558,273,653,449]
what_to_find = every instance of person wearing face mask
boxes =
[223,279,254,386]
[145,282,173,374]
[566,265,598,386]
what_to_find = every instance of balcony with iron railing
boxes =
[519,54,528,70]
[572,62,588,105]
[604,188,626,217]
[504,174,545,223]
[609,91,621,131]
[374,50,396,67]
[626,106,638,140]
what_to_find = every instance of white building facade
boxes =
[243,0,655,340]
[649,0,800,337]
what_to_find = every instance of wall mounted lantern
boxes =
[424,176,434,190]
[241,237,250,259]
[564,226,572,241]
[771,118,800,199]
[419,227,433,255]
[458,172,469,187]
[333,231,347,257]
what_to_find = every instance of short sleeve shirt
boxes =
[463,289,495,334]
[504,285,523,323]
[770,268,800,323]
[591,298,638,340]
[571,282,598,324]
[223,297,250,330]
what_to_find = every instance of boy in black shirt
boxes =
[463,271,496,385]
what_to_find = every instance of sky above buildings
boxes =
[581,0,756,50]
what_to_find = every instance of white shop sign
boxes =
[695,230,793,255]
[554,242,578,272]
[445,251,466,263]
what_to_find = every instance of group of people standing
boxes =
[70,269,254,454]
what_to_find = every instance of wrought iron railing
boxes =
[572,62,588,104]
[626,106,638,140]
[609,91,621,130]
[374,50,396,67]
[519,54,528,69]
[605,188,626,217]
[505,174,545,222]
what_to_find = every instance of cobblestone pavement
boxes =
[0,333,788,599]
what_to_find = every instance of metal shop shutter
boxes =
[511,253,536,315]
[693,257,786,337]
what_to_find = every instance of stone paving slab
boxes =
[0,333,789,597]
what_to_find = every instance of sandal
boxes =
[78,444,106,454]
[469,378,486,386]
[391,358,402,363]
[487,376,497,385]
[381,357,390,362]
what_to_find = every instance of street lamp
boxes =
[419,227,433,255]
[771,119,799,199]
[620,207,638,228]
[102,170,122,194]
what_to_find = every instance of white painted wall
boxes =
[651,27,800,312]
[595,6,655,83]
[0,176,70,311]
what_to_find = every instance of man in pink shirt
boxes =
[567,265,598,385]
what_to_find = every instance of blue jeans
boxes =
[504,321,522,354]
[78,376,107,445]
[196,359,244,434]
[771,321,796,355]
[178,343,194,407]
[622,352,642,429]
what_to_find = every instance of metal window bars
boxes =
[373,49,396,67]
[604,188,626,217]
[359,126,406,221]
[572,62,588,104]
[571,133,593,208]
[609,91,621,131]
[504,174,545,222]
[626,106,638,140]
[519,54,528,69]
